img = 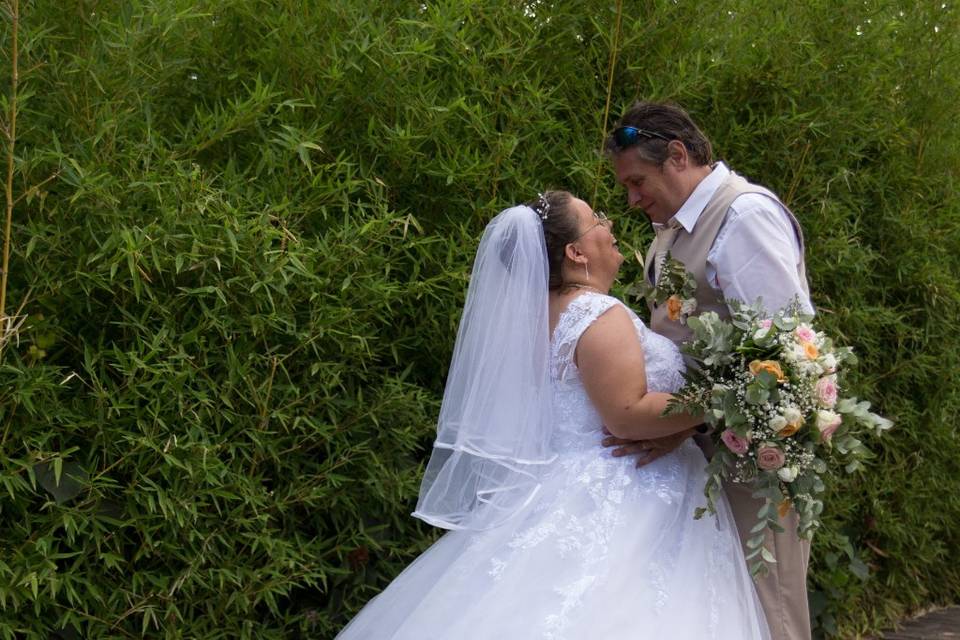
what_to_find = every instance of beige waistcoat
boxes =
[645,170,809,345]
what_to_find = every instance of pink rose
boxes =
[720,430,750,456]
[754,319,775,341]
[795,325,816,343]
[756,445,786,471]
[815,375,838,408]
[816,410,842,442]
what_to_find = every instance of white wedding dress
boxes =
[337,292,769,640]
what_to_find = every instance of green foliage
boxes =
[0,0,957,637]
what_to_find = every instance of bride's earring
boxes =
[584,261,590,280]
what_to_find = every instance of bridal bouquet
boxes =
[666,300,893,576]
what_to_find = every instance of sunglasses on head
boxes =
[611,126,672,149]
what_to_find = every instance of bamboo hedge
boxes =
[0,0,957,637]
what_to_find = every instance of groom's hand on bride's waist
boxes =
[601,427,698,467]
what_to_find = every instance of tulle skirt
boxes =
[336,439,769,640]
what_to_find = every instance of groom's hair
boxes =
[605,101,713,167]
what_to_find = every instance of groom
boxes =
[603,101,814,640]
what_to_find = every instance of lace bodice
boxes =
[551,292,685,390]
[549,292,686,451]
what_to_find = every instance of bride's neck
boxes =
[561,281,608,295]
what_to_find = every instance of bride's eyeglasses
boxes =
[573,210,611,241]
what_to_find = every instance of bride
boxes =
[336,191,770,639]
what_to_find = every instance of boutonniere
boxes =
[635,251,698,324]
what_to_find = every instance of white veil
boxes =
[413,205,556,531]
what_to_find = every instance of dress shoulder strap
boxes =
[551,292,622,381]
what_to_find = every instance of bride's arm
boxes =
[575,305,700,440]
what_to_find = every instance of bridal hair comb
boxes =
[533,192,551,221]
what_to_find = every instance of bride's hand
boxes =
[601,427,696,467]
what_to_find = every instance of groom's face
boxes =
[612,149,686,224]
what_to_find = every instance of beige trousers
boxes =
[724,479,812,640]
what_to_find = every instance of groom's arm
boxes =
[708,193,813,316]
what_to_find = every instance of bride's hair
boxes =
[526,190,578,291]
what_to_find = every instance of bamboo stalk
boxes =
[0,0,20,327]
[591,0,623,209]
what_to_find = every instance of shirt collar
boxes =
[660,161,729,233]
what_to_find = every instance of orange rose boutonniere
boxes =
[666,295,684,321]
[633,253,698,324]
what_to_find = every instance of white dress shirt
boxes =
[659,162,814,316]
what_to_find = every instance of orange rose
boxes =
[748,359,786,382]
[777,422,801,438]
[666,295,683,321]
[803,341,819,360]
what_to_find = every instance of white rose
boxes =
[783,406,803,426]
[785,343,807,363]
[816,409,841,430]
[803,360,826,377]
[816,409,843,442]
[769,415,788,432]
[821,353,838,373]
[777,466,800,483]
